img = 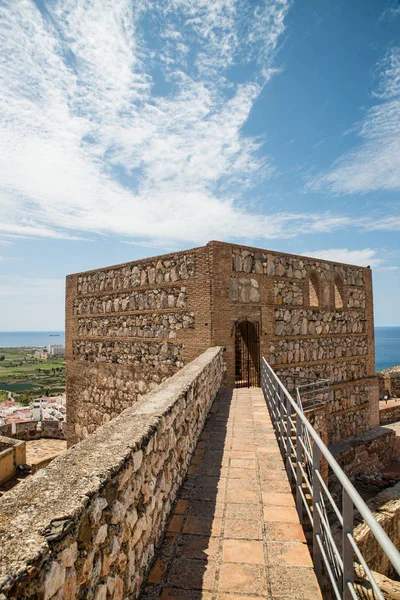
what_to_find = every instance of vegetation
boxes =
[0,347,65,403]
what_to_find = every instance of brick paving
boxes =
[141,388,322,600]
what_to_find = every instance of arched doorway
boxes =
[234,319,260,388]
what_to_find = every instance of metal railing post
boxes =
[295,414,303,521]
[312,442,322,582]
[279,386,285,454]
[285,394,292,480]
[342,489,354,599]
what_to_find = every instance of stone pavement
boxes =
[141,387,322,600]
[25,438,67,467]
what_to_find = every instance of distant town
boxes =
[0,344,66,426]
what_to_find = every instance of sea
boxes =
[0,331,65,349]
[375,327,400,372]
[0,328,399,372]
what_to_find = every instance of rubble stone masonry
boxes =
[0,347,224,600]
[66,240,377,447]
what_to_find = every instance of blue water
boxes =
[375,327,400,372]
[0,329,398,371]
[0,331,65,348]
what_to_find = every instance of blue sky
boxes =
[0,0,399,330]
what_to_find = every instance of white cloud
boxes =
[310,47,400,194]
[302,248,383,268]
[0,0,303,245]
[363,215,400,231]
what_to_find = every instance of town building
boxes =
[47,344,65,355]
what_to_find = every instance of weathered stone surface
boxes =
[0,347,224,600]
[73,287,188,315]
[77,254,195,295]
[276,359,368,389]
[274,308,365,336]
[230,277,260,304]
[274,280,303,306]
[77,312,195,339]
[331,427,396,485]
[353,481,400,580]
[232,248,364,286]
[269,336,368,366]
[72,340,184,368]
[347,287,366,308]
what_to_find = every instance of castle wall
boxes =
[66,240,377,446]
[210,241,377,443]
[66,247,212,445]
[0,348,224,600]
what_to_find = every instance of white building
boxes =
[47,344,65,355]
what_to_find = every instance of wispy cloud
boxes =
[0,276,64,300]
[363,215,400,231]
[309,47,400,194]
[0,0,302,245]
[0,277,65,329]
[302,248,384,267]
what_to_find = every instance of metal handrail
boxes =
[261,357,400,599]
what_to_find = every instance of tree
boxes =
[0,355,5,361]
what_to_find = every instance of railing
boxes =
[261,357,400,600]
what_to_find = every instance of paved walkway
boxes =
[142,388,322,600]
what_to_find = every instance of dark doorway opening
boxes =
[234,319,260,388]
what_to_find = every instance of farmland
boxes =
[0,347,65,404]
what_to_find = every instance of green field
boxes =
[0,347,65,404]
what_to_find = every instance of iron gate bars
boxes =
[261,357,400,600]
[234,320,260,388]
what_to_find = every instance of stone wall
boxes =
[73,286,188,315]
[0,347,224,600]
[66,247,213,446]
[1,421,66,442]
[77,254,195,294]
[346,287,366,308]
[232,247,365,285]
[77,313,195,339]
[354,481,400,579]
[269,336,368,365]
[380,401,400,426]
[329,427,396,497]
[226,242,376,444]
[274,308,365,336]
[273,280,304,305]
[378,366,400,399]
[276,360,368,388]
[0,436,26,486]
[67,240,376,447]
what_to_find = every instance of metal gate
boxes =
[234,320,260,388]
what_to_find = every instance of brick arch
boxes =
[308,272,320,307]
[333,274,345,309]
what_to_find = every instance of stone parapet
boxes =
[380,399,400,425]
[329,426,396,497]
[354,481,400,579]
[0,436,26,486]
[0,347,225,600]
